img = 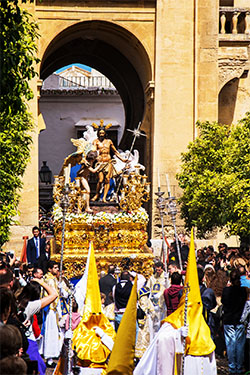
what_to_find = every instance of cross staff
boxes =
[116,122,146,196]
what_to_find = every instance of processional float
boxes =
[51,120,154,279]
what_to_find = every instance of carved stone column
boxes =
[232,11,239,34]
[220,12,226,34]
[245,11,250,34]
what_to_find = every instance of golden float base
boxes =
[51,253,154,279]
[52,205,154,278]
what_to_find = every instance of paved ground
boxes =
[46,355,230,374]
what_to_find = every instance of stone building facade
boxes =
[4,0,250,252]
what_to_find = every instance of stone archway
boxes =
[218,77,239,125]
[40,20,153,149]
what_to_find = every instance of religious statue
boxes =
[91,120,128,203]
[59,140,99,213]
[55,120,148,214]
[76,150,98,213]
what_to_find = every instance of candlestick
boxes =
[157,168,161,190]
[123,175,128,185]
[64,167,68,186]
[75,178,80,187]
[68,163,71,184]
[166,174,171,197]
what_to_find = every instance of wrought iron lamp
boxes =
[39,161,52,184]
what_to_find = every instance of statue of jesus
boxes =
[91,120,127,203]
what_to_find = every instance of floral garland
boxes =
[52,204,149,225]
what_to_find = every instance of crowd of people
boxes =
[0,227,250,375]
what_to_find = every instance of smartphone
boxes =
[14,268,20,278]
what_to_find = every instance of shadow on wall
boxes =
[218,77,239,125]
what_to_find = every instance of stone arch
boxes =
[218,77,239,125]
[39,20,153,149]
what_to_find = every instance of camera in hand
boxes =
[17,310,27,323]
[14,268,20,278]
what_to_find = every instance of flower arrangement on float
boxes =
[52,204,149,226]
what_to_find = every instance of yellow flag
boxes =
[72,242,116,365]
[106,276,138,375]
[84,241,102,315]
[163,229,215,356]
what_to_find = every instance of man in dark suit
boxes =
[26,226,46,266]
[99,265,117,306]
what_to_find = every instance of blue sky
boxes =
[55,63,92,74]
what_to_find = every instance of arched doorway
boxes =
[40,20,152,149]
[38,20,153,213]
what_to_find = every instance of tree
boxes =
[0,0,39,246]
[177,113,250,242]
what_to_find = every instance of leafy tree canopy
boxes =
[0,0,39,246]
[177,113,250,242]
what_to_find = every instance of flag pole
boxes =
[180,282,190,375]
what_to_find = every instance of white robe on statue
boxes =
[134,323,217,375]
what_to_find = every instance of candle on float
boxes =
[166,174,171,196]
[64,165,70,186]
[68,163,71,184]
[157,168,161,190]
[142,175,147,184]
[64,167,68,186]
[75,178,80,187]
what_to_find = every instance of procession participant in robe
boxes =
[135,286,156,360]
[134,230,217,375]
[39,261,64,368]
[146,261,168,334]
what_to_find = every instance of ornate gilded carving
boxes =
[51,204,153,277]
[119,168,150,212]
[52,253,154,279]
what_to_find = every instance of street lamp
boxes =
[39,161,52,184]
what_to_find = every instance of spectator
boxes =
[222,268,247,375]
[113,271,133,331]
[26,264,35,282]
[167,262,180,276]
[240,296,250,372]
[26,226,46,266]
[198,268,217,338]
[239,265,250,288]
[99,265,117,306]
[0,268,14,289]
[0,355,27,375]
[164,272,183,316]
[32,268,44,280]
[59,299,81,335]
[101,292,106,308]
[0,288,14,325]
[0,324,23,359]
[16,278,58,375]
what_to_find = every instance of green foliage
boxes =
[177,113,250,241]
[0,1,39,246]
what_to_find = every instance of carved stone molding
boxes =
[219,47,249,91]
